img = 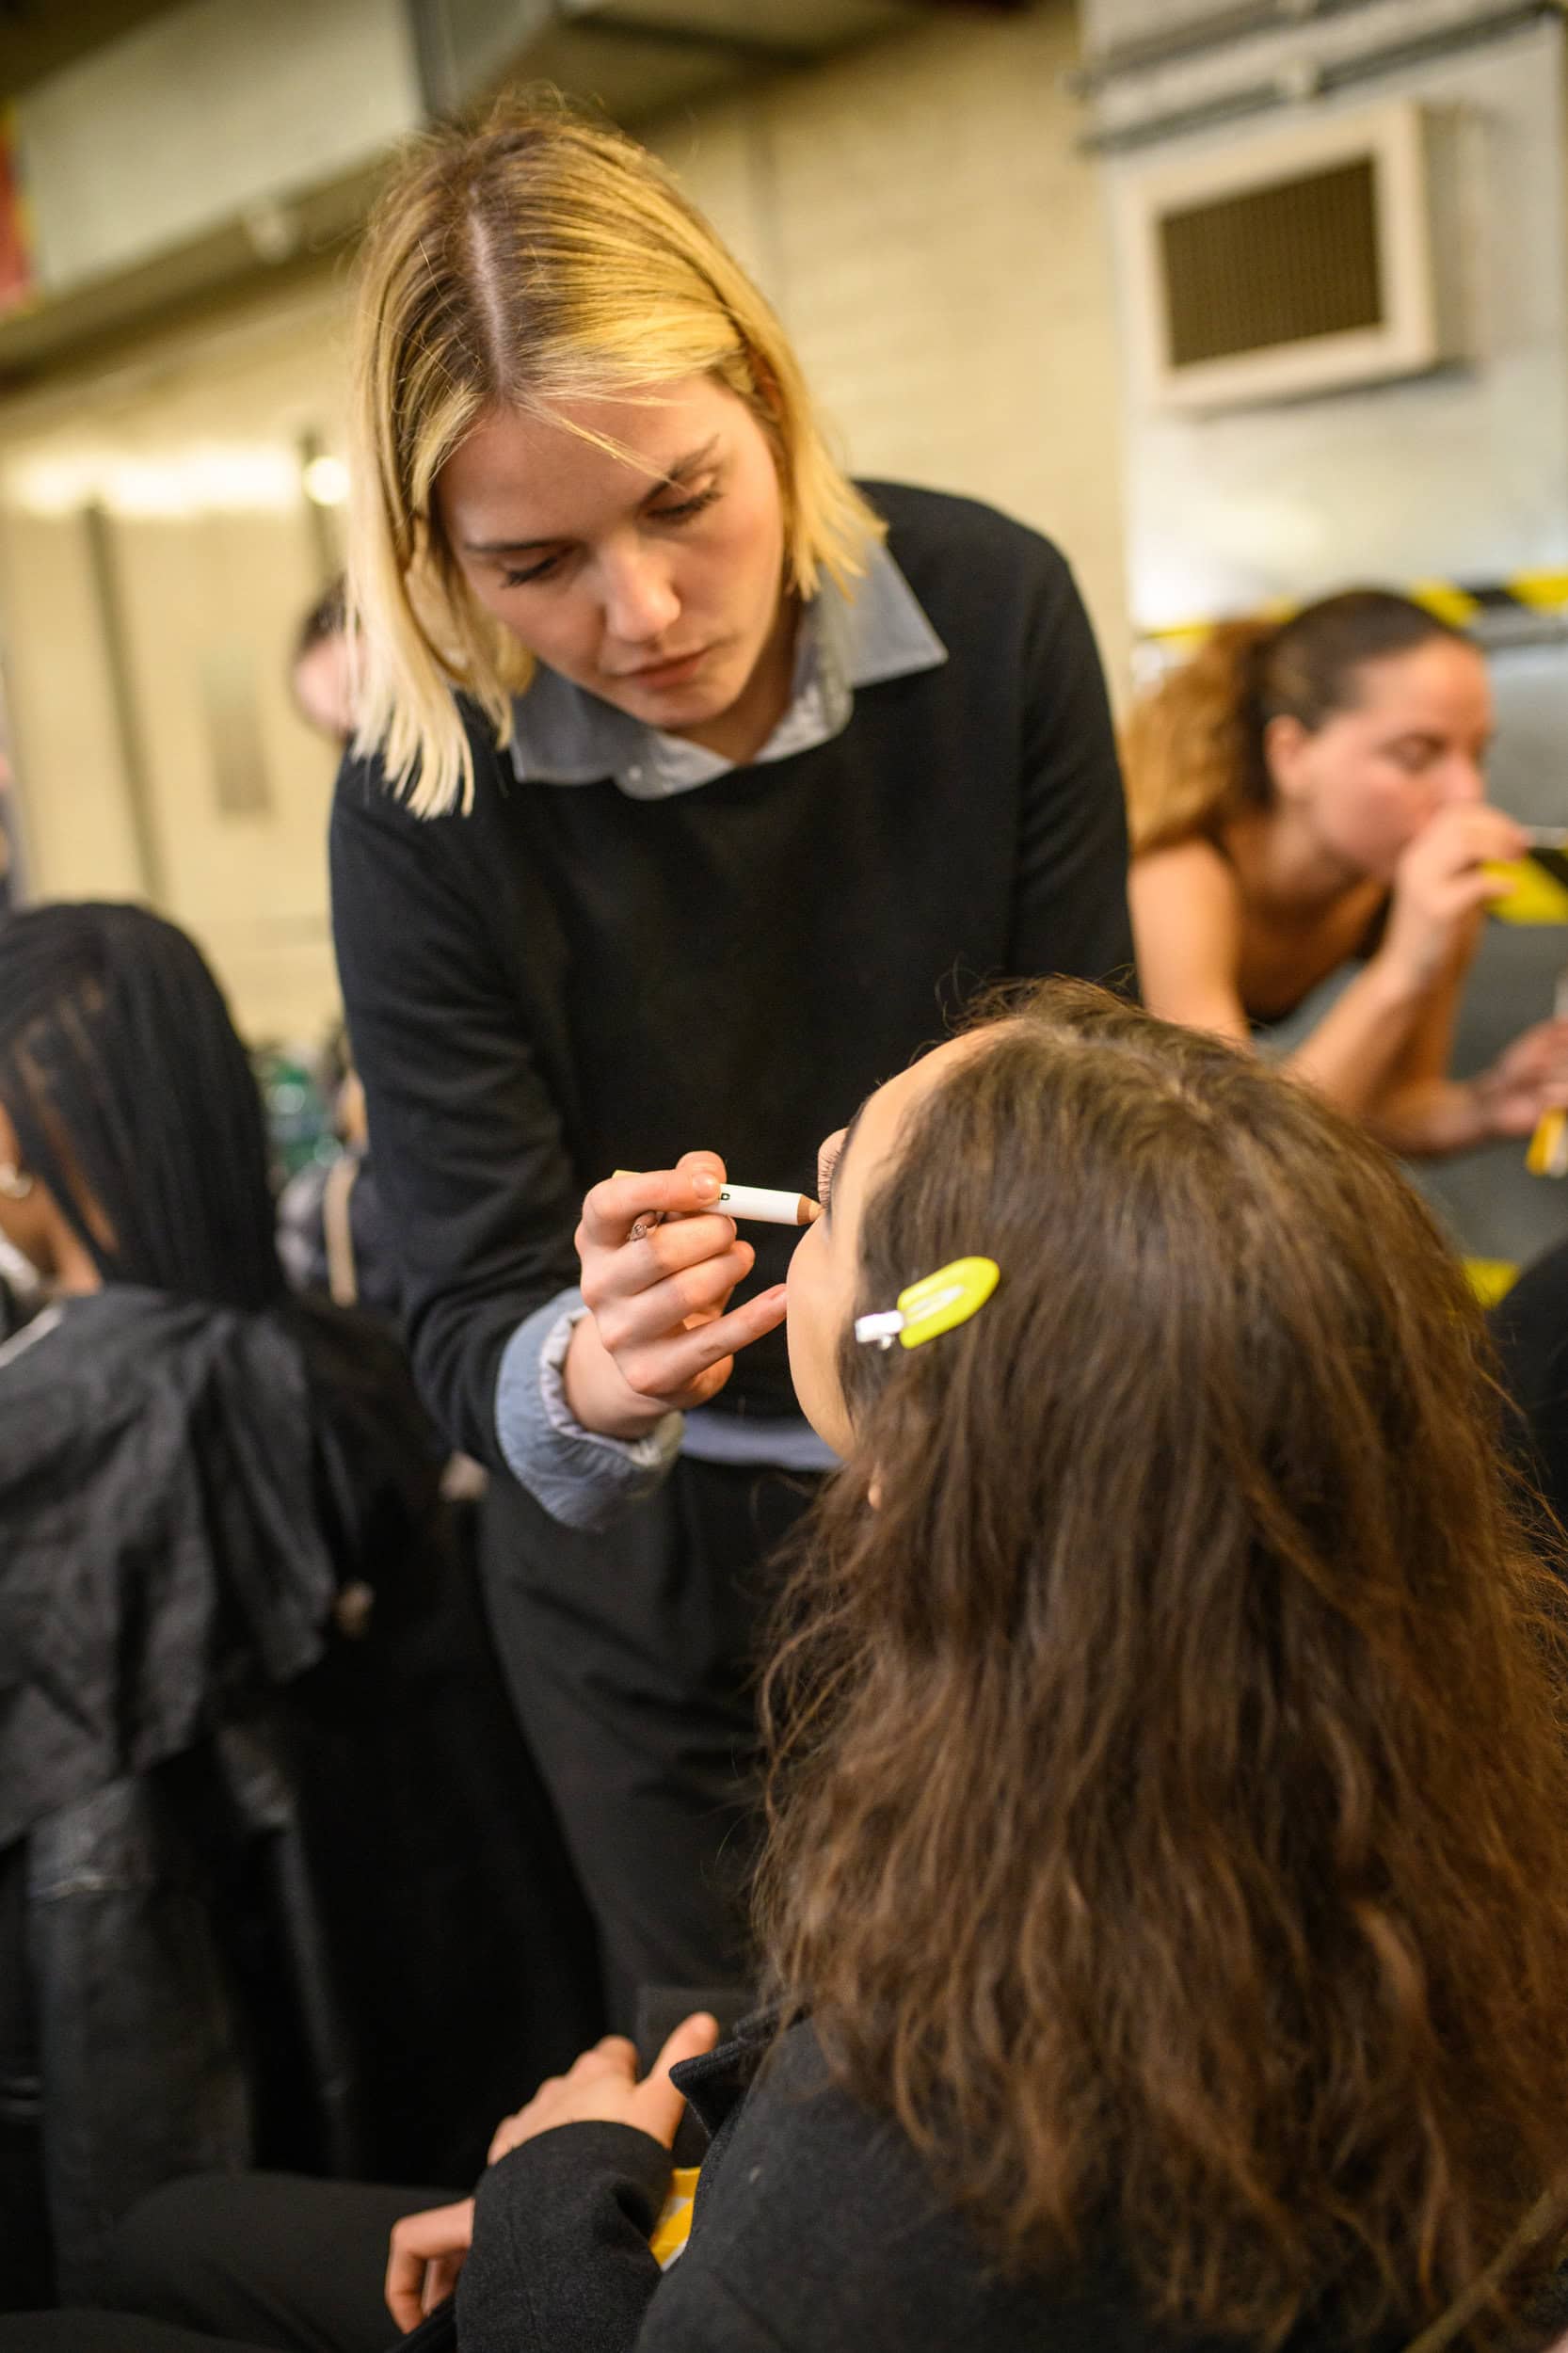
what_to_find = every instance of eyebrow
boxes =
[461,437,722,556]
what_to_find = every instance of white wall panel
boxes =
[1103,13,1568,629]
[17,0,420,296]
[651,0,1131,690]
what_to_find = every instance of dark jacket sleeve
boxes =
[457,2121,673,2353]
[329,738,581,1464]
[1007,553,1135,995]
[457,2122,789,2353]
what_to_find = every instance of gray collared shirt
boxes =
[494,546,947,1529]
[506,541,946,800]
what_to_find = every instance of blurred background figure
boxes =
[275,582,405,1321]
[1124,593,1568,1157]
[0,903,596,2314]
[290,577,354,746]
[276,1028,405,1322]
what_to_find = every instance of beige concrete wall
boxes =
[0,280,351,1040]
[648,0,1130,690]
[0,0,1128,1043]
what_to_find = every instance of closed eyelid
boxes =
[819,1099,871,1215]
[646,480,720,522]
[495,485,715,585]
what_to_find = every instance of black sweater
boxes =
[456,2021,1413,2353]
[330,484,1132,1458]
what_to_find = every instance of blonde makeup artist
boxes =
[332,95,1133,2015]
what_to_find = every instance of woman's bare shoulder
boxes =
[1128,839,1250,1034]
[1132,835,1240,892]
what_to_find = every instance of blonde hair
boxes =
[1122,592,1469,856]
[347,90,885,817]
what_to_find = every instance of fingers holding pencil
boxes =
[594,1161,822,1240]
[581,1153,731,1250]
[568,1153,794,1433]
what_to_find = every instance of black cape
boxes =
[0,1283,601,2302]
[0,1285,435,1849]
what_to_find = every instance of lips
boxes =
[616,646,712,689]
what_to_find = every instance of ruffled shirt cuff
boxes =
[494,1288,684,1531]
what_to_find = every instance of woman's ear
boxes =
[0,1100,50,1271]
[1262,712,1311,803]
[0,1099,26,1193]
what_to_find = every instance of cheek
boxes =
[685,529,761,631]
[785,1230,846,1431]
[460,569,518,644]
[784,1231,824,1369]
[1319,762,1429,861]
[710,472,786,610]
[458,567,588,666]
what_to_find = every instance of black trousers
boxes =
[0,2172,456,2353]
[3,1977,760,2353]
[477,1458,822,2025]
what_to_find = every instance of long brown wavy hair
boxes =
[756,980,1568,2347]
[1122,592,1470,856]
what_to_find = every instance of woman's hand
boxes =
[487,2014,720,2164]
[565,1154,788,1439]
[1470,1017,1568,1139]
[381,2013,719,2328]
[1381,805,1527,994]
[384,2198,474,2333]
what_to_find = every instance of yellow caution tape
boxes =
[1140,573,1568,648]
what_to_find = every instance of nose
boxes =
[1441,755,1486,806]
[599,539,680,648]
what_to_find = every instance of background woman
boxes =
[332,94,1133,2015]
[0,903,594,2312]
[1125,590,1568,1153]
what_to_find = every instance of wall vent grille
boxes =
[1117,100,1464,411]
[1160,157,1384,367]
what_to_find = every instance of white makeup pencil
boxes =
[712,1182,819,1226]
[614,1171,820,1227]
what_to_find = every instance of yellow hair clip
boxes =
[854,1256,1000,1352]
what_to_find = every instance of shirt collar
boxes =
[506,541,947,802]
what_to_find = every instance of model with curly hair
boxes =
[449,982,1568,2352]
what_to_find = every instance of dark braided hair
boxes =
[0,901,284,1309]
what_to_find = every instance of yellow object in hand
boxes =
[1528,1107,1568,1177]
[1485,854,1568,925]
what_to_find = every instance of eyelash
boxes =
[817,1141,843,1210]
[500,486,721,589]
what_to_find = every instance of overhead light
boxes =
[243,200,301,267]
[302,455,349,508]
[6,442,300,519]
